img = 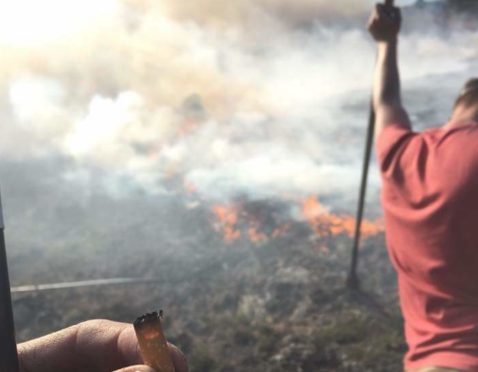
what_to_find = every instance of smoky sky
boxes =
[0,0,475,212]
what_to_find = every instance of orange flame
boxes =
[302,196,382,238]
[211,197,382,245]
[212,204,242,243]
[211,203,275,244]
[247,226,268,244]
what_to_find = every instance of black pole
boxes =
[346,103,375,290]
[346,0,398,290]
[0,194,19,372]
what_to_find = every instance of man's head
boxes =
[452,79,478,122]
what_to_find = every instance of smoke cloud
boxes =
[0,0,476,209]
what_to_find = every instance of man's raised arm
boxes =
[368,0,411,138]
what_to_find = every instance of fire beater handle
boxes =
[0,191,20,372]
[346,0,397,289]
[347,102,375,290]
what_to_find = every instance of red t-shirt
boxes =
[377,122,478,371]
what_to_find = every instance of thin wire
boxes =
[11,277,161,294]
[11,255,229,295]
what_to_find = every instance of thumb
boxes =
[113,365,157,372]
[170,344,189,372]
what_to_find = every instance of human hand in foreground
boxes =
[368,0,401,43]
[17,319,189,372]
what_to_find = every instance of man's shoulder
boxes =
[434,122,478,135]
[376,123,416,169]
[379,122,478,148]
[377,122,478,171]
[420,123,478,147]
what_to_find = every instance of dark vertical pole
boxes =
[346,103,375,290]
[346,0,397,290]
[0,193,19,372]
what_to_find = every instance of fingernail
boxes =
[112,365,156,372]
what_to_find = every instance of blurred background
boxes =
[1,0,478,370]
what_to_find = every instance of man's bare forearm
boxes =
[372,39,411,134]
[373,40,401,109]
[367,1,409,134]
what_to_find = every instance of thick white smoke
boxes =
[0,0,475,208]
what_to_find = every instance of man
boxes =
[17,319,188,372]
[368,1,478,371]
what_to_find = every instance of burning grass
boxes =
[211,196,383,247]
[11,194,401,371]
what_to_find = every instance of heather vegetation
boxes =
[10,193,403,371]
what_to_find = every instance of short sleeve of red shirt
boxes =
[376,123,416,178]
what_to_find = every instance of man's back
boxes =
[378,123,478,370]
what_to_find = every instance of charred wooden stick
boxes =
[134,311,175,372]
[0,192,19,371]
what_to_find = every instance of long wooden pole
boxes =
[346,103,375,290]
[347,0,396,290]
[0,192,19,372]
